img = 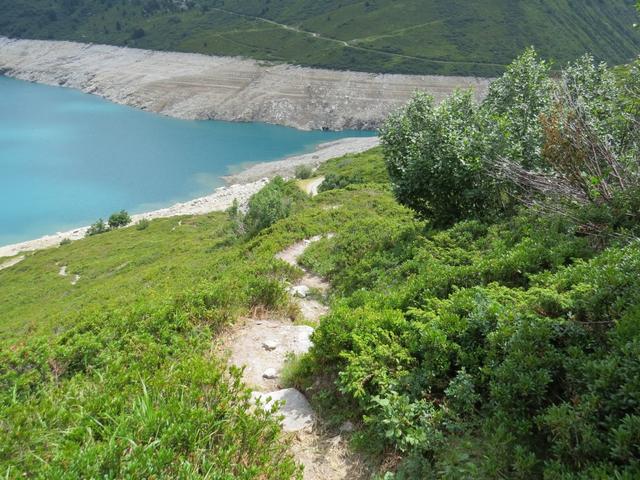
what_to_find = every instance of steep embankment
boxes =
[0,37,490,130]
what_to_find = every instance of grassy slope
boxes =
[0,0,638,76]
[0,215,229,344]
[2,148,640,476]
[0,149,393,476]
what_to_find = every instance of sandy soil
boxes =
[223,137,379,184]
[0,37,491,131]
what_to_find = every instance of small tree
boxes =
[108,210,131,229]
[226,199,245,236]
[136,218,150,230]
[483,48,553,169]
[131,27,145,39]
[381,90,500,226]
[86,219,109,237]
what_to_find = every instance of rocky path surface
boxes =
[222,233,369,479]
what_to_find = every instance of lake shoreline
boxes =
[0,37,490,131]
[0,136,379,259]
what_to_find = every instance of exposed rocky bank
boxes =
[0,37,491,130]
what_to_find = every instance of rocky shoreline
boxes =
[0,137,379,259]
[0,37,490,131]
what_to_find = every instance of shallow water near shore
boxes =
[0,76,374,246]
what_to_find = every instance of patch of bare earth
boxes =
[0,255,24,271]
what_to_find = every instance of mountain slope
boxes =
[0,0,638,76]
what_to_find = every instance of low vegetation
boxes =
[290,51,640,478]
[87,210,132,237]
[1,0,638,76]
[86,218,109,236]
[294,165,313,180]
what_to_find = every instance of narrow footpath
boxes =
[220,230,368,479]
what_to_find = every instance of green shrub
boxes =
[131,27,145,39]
[303,209,640,477]
[483,48,553,169]
[381,90,501,226]
[59,238,72,246]
[86,218,109,237]
[243,177,307,237]
[0,287,301,478]
[135,218,150,230]
[108,210,132,229]
[318,173,362,192]
[294,164,313,179]
[226,198,245,236]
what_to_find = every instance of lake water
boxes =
[0,76,374,246]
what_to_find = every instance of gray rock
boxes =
[262,368,278,379]
[293,325,314,354]
[262,340,278,351]
[252,388,315,432]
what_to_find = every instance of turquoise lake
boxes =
[0,76,374,246]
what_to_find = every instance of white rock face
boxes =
[0,37,491,131]
[252,388,315,432]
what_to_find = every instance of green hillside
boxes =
[1,0,638,76]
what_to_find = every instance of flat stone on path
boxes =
[226,320,314,390]
[252,388,315,432]
[290,285,311,297]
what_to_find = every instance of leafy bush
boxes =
[383,49,640,234]
[108,209,132,229]
[136,218,150,230]
[59,238,71,246]
[131,27,145,39]
[381,90,501,226]
[243,177,307,237]
[86,218,109,237]
[483,48,553,169]
[294,164,313,179]
[318,173,362,192]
